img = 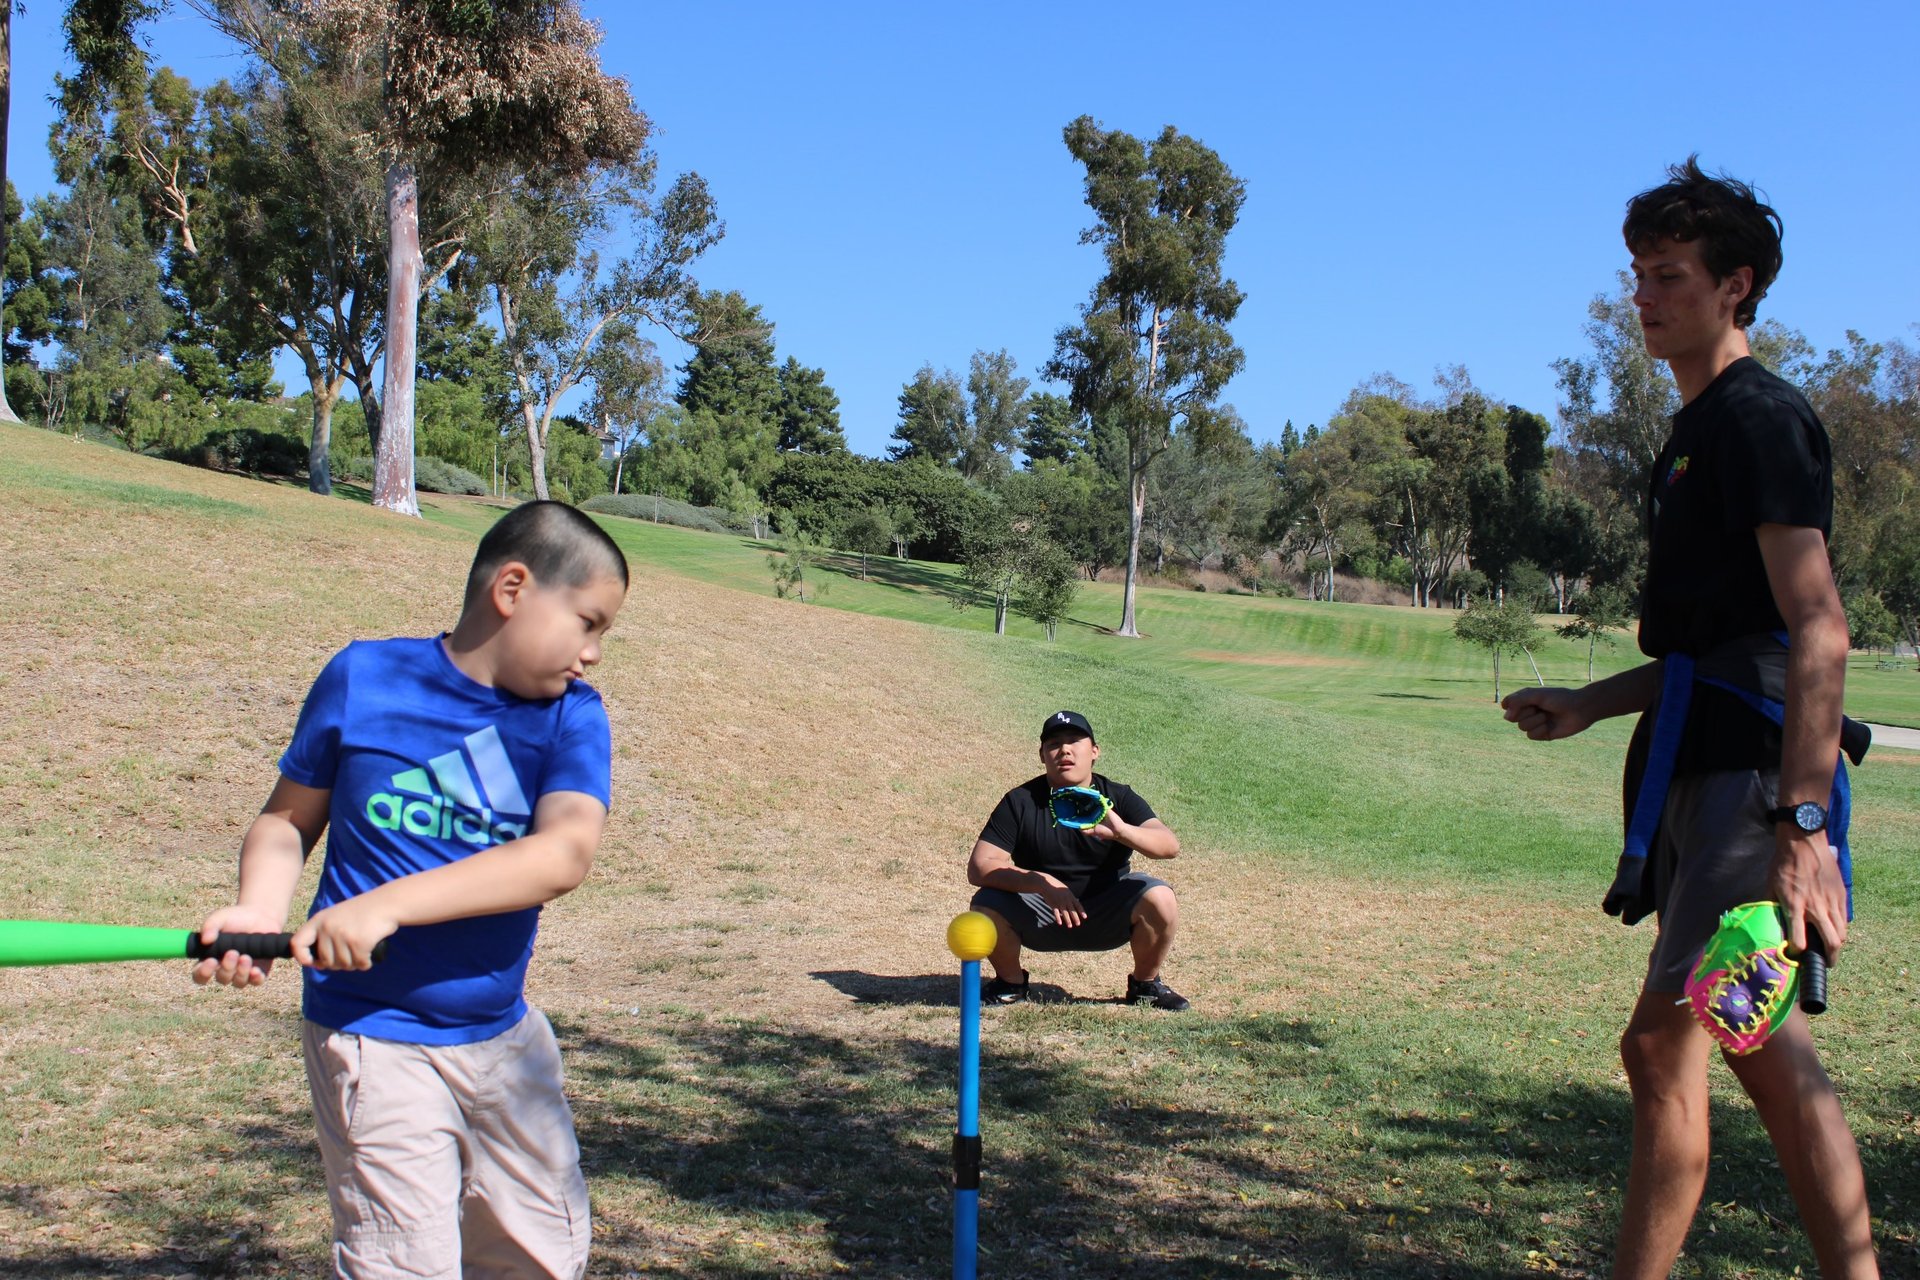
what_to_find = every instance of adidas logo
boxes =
[366,725,532,847]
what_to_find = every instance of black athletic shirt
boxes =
[978,773,1156,900]
[1639,357,1832,772]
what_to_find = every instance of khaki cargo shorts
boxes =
[303,1008,590,1279]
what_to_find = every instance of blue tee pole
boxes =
[954,955,982,1280]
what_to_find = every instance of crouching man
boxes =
[966,710,1188,1010]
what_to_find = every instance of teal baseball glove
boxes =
[1048,785,1112,830]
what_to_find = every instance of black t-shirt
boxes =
[978,773,1157,900]
[1638,357,1832,772]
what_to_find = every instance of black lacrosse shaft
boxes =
[188,932,389,963]
[1799,927,1828,1017]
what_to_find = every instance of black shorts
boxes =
[969,872,1169,953]
[1646,769,1786,992]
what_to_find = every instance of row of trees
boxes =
[4,12,1912,648]
[3,0,725,514]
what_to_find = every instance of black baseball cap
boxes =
[1040,709,1096,743]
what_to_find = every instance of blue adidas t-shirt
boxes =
[279,636,613,1044]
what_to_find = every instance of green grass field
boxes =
[2,426,1918,1278]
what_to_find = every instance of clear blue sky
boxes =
[9,2,1917,458]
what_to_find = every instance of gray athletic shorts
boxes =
[970,872,1170,953]
[1646,769,1783,993]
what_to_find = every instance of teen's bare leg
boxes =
[1128,885,1178,981]
[1614,992,1715,1279]
[974,907,1024,983]
[1725,1012,1879,1278]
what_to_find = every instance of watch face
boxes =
[1794,802,1826,832]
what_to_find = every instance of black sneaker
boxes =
[983,970,1029,1005]
[1126,975,1190,1011]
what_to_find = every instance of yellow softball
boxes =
[946,911,997,962]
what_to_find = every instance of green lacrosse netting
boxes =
[1685,901,1801,1055]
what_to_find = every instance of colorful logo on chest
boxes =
[1665,455,1690,487]
[364,724,532,848]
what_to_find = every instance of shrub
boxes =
[581,492,737,535]
[415,456,488,496]
[166,427,308,476]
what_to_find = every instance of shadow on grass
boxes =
[559,1010,1920,1279]
[7,1021,1915,1278]
[0,1108,325,1279]
[819,551,961,598]
[1377,692,1445,701]
[809,970,1105,1008]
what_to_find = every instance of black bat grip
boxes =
[1799,929,1828,1017]
[189,932,389,963]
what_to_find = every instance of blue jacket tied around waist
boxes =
[1609,632,1868,925]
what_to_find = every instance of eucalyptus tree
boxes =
[478,163,719,500]
[1272,427,1373,601]
[1044,115,1246,636]
[3,183,57,418]
[35,165,182,443]
[1553,276,1680,562]
[1806,331,1920,599]
[186,37,389,493]
[205,0,647,514]
[583,315,664,496]
[1145,407,1267,573]
[0,0,161,422]
[959,347,1027,480]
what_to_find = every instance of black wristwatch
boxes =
[1766,801,1828,834]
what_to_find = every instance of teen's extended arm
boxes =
[294,789,607,970]
[194,776,331,988]
[1757,522,1851,959]
[1502,660,1664,741]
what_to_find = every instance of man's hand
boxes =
[1084,813,1181,859]
[1769,828,1849,962]
[293,897,397,971]
[191,904,287,988]
[1033,876,1086,928]
[1502,686,1595,741]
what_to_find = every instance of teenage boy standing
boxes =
[1502,158,1877,1278]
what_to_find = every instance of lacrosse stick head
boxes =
[1048,785,1112,830]
[1685,902,1800,1055]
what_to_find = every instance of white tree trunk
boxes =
[374,160,421,516]
[1118,462,1146,637]
[523,403,551,501]
[307,379,342,496]
[0,11,19,425]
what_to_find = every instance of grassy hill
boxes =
[1,422,1916,1279]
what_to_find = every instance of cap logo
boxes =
[1054,712,1070,723]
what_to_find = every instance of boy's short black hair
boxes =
[463,501,629,612]
[1622,155,1783,328]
